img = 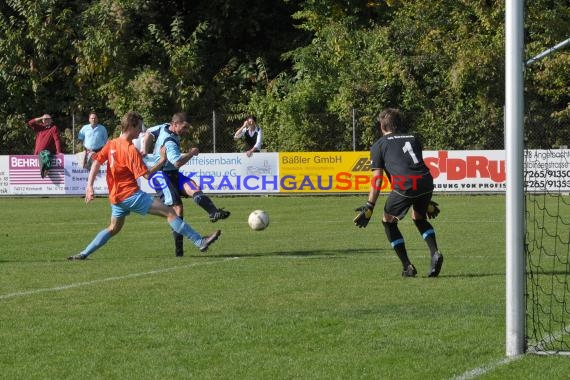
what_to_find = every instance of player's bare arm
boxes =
[85,160,102,204]
[142,146,167,179]
[174,147,199,168]
[367,168,384,205]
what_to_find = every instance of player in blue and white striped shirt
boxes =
[142,112,230,257]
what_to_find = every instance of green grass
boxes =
[0,195,568,379]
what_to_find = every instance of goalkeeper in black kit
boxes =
[354,108,443,277]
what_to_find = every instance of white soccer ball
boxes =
[248,210,269,231]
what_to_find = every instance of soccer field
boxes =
[0,195,567,379]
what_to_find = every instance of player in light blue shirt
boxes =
[78,112,108,169]
[142,112,230,257]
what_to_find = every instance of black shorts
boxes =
[155,171,187,206]
[384,190,433,220]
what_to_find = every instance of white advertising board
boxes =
[0,150,567,195]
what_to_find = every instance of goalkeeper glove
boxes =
[426,201,440,219]
[354,201,375,228]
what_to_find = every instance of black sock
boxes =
[172,230,184,256]
[413,219,438,256]
[383,221,411,268]
[192,191,217,215]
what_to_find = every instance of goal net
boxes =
[524,117,570,354]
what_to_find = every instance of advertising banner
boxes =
[278,150,510,193]
[139,152,279,194]
[0,149,567,195]
[279,152,373,193]
[524,149,570,192]
[8,154,66,195]
[2,154,107,195]
[426,150,506,192]
[0,156,9,195]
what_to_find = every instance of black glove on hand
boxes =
[426,200,440,219]
[354,201,375,228]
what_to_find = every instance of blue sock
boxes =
[169,217,202,246]
[80,229,112,257]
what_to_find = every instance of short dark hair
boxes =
[172,112,189,124]
[121,111,143,132]
[377,108,404,133]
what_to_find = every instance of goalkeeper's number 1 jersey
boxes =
[369,133,434,195]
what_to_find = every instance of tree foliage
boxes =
[1,0,568,154]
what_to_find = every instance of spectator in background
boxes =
[77,112,108,169]
[234,115,262,157]
[27,114,62,178]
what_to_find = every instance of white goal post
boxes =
[505,0,525,358]
[505,0,570,357]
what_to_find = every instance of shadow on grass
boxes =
[203,247,387,259]
[0,258,72,263]
[0,247,383,263]
[435,272,504,279]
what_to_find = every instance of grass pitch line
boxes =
[0,257,240,301]
[450,355,522,380]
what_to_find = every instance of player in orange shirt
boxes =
[68,111,221,260]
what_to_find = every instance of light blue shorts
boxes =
[111,190,154,218]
